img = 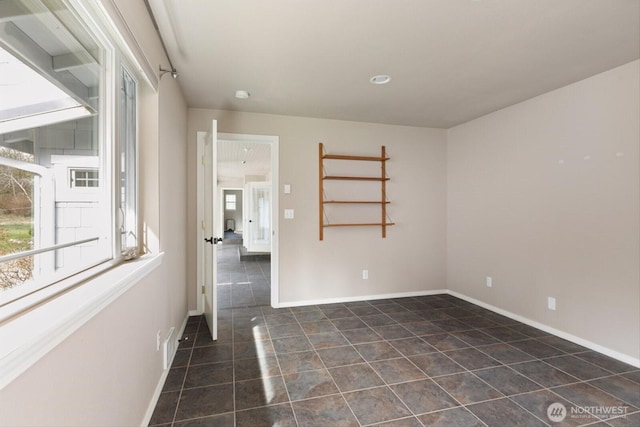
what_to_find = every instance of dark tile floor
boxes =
[149,245,639,426]
[149,293,639,426]
[216,241,270,309]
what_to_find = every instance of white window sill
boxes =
[0,252,163,390]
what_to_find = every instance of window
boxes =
[225,194,237,211]
[70,169,99,188]
[120,68,138,255]
[0,0,139,305]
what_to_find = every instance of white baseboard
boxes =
[277,289,448,308]
[446,290,640,368]
[140,313,190,427]
[188,309,202,317]
[140,364,170,427]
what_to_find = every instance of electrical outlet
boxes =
[362,269,368,280]
[156,330,161,351]
[548,297,556,311]
[486,276,493,287]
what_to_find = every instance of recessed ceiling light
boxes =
[370,75,391,85]
[235,90,250,99]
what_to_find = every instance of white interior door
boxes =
[247,182,271,253]
[203,120,219,340]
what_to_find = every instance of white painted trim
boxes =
[446,290,640,368]
[141,311,189,427]
[277,289,448,308]
[0,253,163,391]
[93,0,158,91]
[200,132,280,309]
[140,364,170,427]
[196,132,205,314]
[270,137,280,308]
[188,309,202,317]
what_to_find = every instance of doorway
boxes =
[245,182,272,253]
[196,131,279,323]
[221,188,243,243]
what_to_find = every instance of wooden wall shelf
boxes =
[323,176,390,181]
[319,142,394,240]
[324,201,391,204]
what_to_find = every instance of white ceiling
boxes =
[150,0,639,129]
[217,139,271,184]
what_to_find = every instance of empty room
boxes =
[0,1,638,426]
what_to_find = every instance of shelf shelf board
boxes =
[322,154,390,162]
[323,176,390,181]
[319,143,392,240]
[323,200,390,204]
[324,222,396,228]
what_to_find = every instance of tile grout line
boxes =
[170,317,201,427]
[358,322,484,426]
[356,302,556,426]
[428,333,561,426]
[255,306,300,427]
[419,317,635,426]
[230,307,236,427]
[283,303,382,426]
[293,303,363,427]
[323,302,381,427]
[332,303,427,426]
[156,292,639,427]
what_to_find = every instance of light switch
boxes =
[284,184,291,194]
[284,209,294,219]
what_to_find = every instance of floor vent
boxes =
[163,327,176,370]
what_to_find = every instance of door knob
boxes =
[204,237,223,244]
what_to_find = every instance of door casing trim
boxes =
[196,131,280,313]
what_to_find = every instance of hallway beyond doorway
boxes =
[217,241,270,309]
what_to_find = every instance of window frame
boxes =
[118,64,139,257]
[70,168,100,188]
[225,193,237,211]
[0,0,162,392]
[0,0,142,312]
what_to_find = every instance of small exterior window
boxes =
[225,194,236,211]
[70,169,99,188]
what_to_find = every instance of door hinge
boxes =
[201,285,205,294]
[201,155,205,165]
[201,220,205,230]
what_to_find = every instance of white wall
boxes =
[158,65,189,354]
[0,267,171,425]
[0,0,189,425]
[187,111,448,307]
[447,60,640,361]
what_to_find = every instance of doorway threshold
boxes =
[239,246,270,261]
